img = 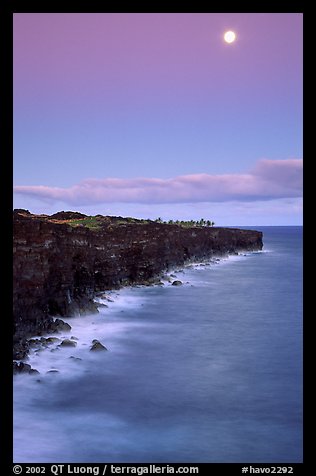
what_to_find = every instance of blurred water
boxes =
[13,227,303,463]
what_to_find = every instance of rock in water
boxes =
[13,362,39,375]
[29,368,40,374]
[69,356,82,361]
[172,280,183,286]
[45,337,61,345]
[59,339,77,347]
[54,319,71,332]
[90,340,107,351]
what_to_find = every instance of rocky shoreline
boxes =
[13,210,263,372]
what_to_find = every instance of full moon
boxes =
[224,30,236,43]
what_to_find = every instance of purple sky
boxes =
[13,13,303,225]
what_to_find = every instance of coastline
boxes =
[13,250,262,375]
[13,226,302,464]
[13,210,263,371]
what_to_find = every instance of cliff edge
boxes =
[13,210,263,360]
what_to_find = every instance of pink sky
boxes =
[13,13,303,224]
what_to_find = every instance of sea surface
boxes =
[13,226,303,463]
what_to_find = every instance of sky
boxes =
[13,13,303,225]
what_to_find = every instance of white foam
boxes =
[18,250,264,378]
[21,287,154,377]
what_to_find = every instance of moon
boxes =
[224,31,236,44]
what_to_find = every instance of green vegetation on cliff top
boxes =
[14,210,215,230]
[65,216,215,230]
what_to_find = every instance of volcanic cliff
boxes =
[13,210,263,360]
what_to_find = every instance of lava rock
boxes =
[29,368,40,375]
[59,339,77,347]
[172,280,183,286]
[13,210,263,369]
[54,319,71,332]
[45,337,61,345]
[13,362,39,375]
[90,340,107,351]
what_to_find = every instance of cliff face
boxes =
[13,210,263,359]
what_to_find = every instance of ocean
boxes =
[13,226,303,463]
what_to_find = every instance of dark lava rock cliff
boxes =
[13,210,263,359]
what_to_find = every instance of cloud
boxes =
[14,159,302,206]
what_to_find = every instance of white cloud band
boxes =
[14,159,302,206]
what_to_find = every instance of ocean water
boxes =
[13,226,303,463]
